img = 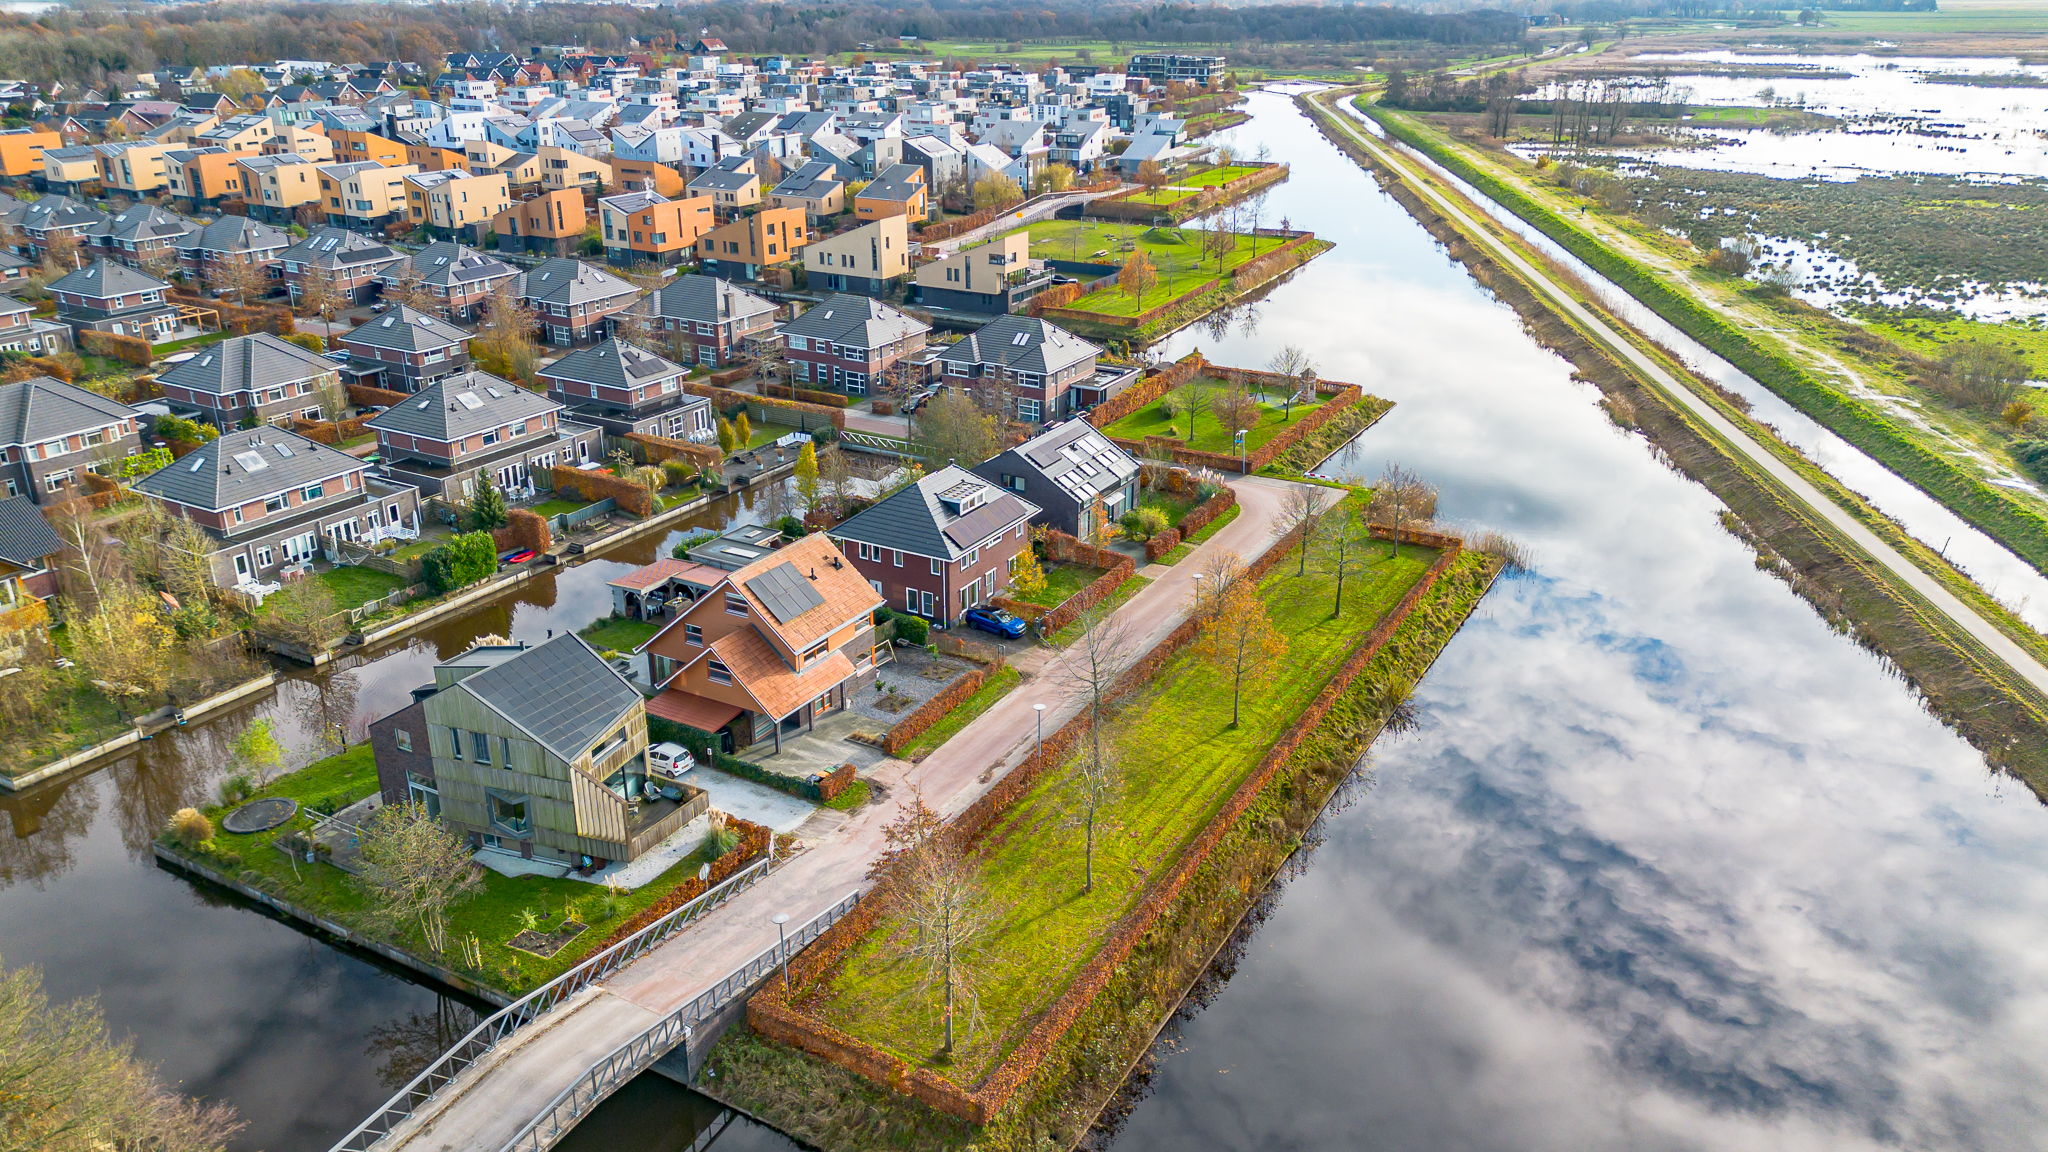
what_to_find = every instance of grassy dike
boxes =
[1298,88,2048,796]
[699,546,1505,1151]
[1359,101,2048,580]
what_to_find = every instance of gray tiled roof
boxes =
[538,338,684,390]
[828,464,1035,561]
[780,293,928,352]
[365,371,561,442]
[281,227,400,270]
[769,160,842,199]
[456,632,640,763]
[938,316,1098,378]
[859,163,924,203]
[47,258,168,299]
[341,305,465,354]
[0,375,136,448]
[645,275,775,327]
[189,214,290,255]
[155,333,334,397]
[406,242,515,289]
[133,425,360,512]
[517,258,638,307]
[688,169,756,193]
[90,204,198,247]
[0,495,61,567]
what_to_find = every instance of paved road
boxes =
[1315,90,2048,698]
[918,187,1124,256]
[374,475,1321,1152]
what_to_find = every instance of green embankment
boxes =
[1362,101,2048,578]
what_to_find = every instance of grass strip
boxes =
[896,667,1024,762]
[1361,100,2048,578]
[1047,576,1151,647]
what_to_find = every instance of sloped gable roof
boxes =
[517,257,637,307]
[341,304,465,354]
[0,495,61,568]
[538,338,684,390]
[154,332,334,397]
[0,375,136,448]
[456,632,641,764]
[938,315,1098,378]
[132,425,358,511]
[646,275,775,326]
[828,465,1036,562]
[48,258,167,299]
[191,213,290,254]
[365,371,560,442]
[779,292,928,351]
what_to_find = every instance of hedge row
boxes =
[624,431,722,470]
[747,514,1333,1122]
[550,465,653,517]
[586,813,773,952]
[1085,351,1206,429]
[80,329,152,366]
[1143,485,1237,561]
[1112,381,1365,474]
[490,507,551,556]
[347,383,410,409]
[172,291,293,337]
[1363,102,2048,574]
[289,414,372,446]
[684,381,848,430]
[760,381,850,408]
[1085,164,1286,223]
[647,716,841,802]
[881,655,1007,756]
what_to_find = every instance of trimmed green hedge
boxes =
[1362,101,2048,575]
[647,716,828,802]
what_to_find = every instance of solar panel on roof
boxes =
[745,562,825,624]
[455,392,484,410]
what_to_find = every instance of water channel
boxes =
[10,85,2048,1150]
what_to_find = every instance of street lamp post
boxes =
[1192,571,1204,617]
[771,913,791,991]
[1034,702,1045,763]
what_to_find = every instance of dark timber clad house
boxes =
[338,305,469,393]
[828,465,1038,623]
[367,369,600,499]
[973,420,1139,545]
[0,375,141,504]
[372,633,709,865]
[131,425,421,588]
[538,337,715,442]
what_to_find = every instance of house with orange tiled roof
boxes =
[638,532,883,755]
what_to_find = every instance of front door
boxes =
[233,553,250,580]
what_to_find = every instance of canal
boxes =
[10,84,2048,1150]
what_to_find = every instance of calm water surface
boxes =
[10,89,2048,1151]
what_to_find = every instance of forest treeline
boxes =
[0,1,1529,88]
[1548,0,1930,17]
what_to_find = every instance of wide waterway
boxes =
[12,87,2048,1150]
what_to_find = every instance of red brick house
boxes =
[777,292,930,397]
[826,465,1037,623]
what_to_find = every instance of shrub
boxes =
[2012,440,2048,484]
[2003,401,2035,428]
[167,808,213,846]
[80,329,153,366]
[215,773,252,807]
[661,458,694,487]
[894,610,930,647]
[285,332,326,354]
[705,817,741,858]
[1120,506,1171,541]
[419,530,498,593]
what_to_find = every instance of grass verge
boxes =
[1156,503,1242,565]
[1047,576,1151,647]
[896,667,1023,762]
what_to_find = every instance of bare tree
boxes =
[1195,576,1288,728]
[1275,484,1328,576]
[1365,464,1439,560]
[356,800,484,955]
[295,272,344,344]
[311,371,347,422]
[204,257,268,306]
[1312,509,1379,618]
[1268,344,1315,419]
[1054,602,1137,774]
[265,575,343,651]
[1192,547,1248,620]
[912,390,1000,471]
[1061,740,1123,893]
[893,834,999,1056]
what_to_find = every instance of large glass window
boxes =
[488,791,530,837]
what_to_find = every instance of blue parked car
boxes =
[962,606,1027,639]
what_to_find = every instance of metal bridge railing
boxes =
[327,852,778,1152]
[499,891,862,1152]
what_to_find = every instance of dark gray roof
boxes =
[90,204,198,246]
[993,419,1138,505]
[133,425,360,512]
[0,495,60,567]
[457,632,641,763]
[48,258,167,299]
[0,375,135,448]
[744,561,825,624]
[689,169,756,193]
[938,315,1097,378]
[18,195,104,234]
[829,464,1035,561]
[406,242,515,289]
[365,371,561,442]
[155,333,334,397]
[722,111,777,141]
[189,214,290,255]
[859,163,925,203]
[342,305,465,354]
[538,338,684,390]
[516,258,638,307]
[780,293,928,352]
[769,160,842,199]
[282,227,400,270]
[646,275,774,327]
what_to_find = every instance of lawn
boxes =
[1047,576,1151,647]
[580,616,662,653]
[812,538,1434,1080]
[1018,220,1288,318]
[530,497,591,519]
[744,422,803,451]
[312,565,408,611]
[1177,163,1260,189]
[171,742,730,994]
[895,666,1023,762]
[1102,379,1328,453]
[1006,561,1105,609]
[0,673,127,778]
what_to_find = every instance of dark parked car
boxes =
[962,605,1026,639]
